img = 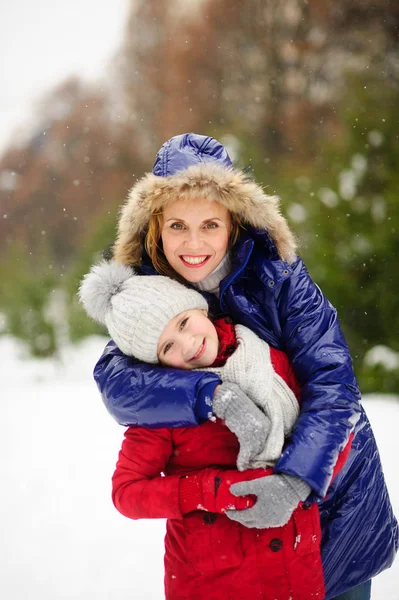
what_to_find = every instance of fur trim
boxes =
[114,163,297,265]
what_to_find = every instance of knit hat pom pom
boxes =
[78,260,134,324]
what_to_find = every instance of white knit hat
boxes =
[79,260,208,362]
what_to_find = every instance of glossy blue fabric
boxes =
[94,133,398,596]
[94,346,220,427]
[152,133,233,177]
[94,227,398,597]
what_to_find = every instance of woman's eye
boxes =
[179,317,188,331]
[204,222,217,229]
[164,342,173,354]
[171,223,185,230]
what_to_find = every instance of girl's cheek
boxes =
[169,354,185,369]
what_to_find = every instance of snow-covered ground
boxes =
[0,335,398,599]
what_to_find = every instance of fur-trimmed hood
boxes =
[114,162,297,266]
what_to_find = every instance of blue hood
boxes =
[153,133,233,177]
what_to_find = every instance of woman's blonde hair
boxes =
[144,207,244,282]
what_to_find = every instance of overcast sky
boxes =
[0,0,129,154]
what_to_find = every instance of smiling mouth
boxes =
[180,255,211,268]
[189,338,206,362]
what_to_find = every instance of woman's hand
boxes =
[213,382,272,471]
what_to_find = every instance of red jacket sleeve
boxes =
[112,426,183,520]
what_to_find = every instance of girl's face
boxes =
[157,309,219,370]
[161,198,231,283]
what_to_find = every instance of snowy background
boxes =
[0,335,398,599]
[0,3,398,598]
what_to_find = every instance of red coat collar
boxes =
[211,317,237,367]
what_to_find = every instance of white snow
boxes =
[365,345,399,371]
[0,335,398,599]
[368,130,384,147]
[318,187,339,209]
[287,203,307,224]
[339,169,357,200]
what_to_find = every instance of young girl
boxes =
[80,259,330,599]
[93,133,398,599]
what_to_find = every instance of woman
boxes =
[94,133,398,599]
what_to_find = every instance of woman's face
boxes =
[161,197,231,283]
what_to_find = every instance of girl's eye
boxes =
[179,317,188,331]
[164,342,173,354]
[204,222,217,229]
[171,223,185,230]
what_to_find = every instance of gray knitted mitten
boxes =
[213,382,272,471]
[228,474,311,529]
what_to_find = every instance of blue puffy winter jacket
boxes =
[94,133,398,597]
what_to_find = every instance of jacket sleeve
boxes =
[270,344,355,495]
[112,426,183,520]
[272,258,362,498]
[94,340,221,427]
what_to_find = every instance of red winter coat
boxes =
[112,320,348,600]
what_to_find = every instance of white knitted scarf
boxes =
[204,325,299,467]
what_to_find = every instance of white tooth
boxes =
[182,256,207,265]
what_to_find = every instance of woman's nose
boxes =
[183,229,202,249]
